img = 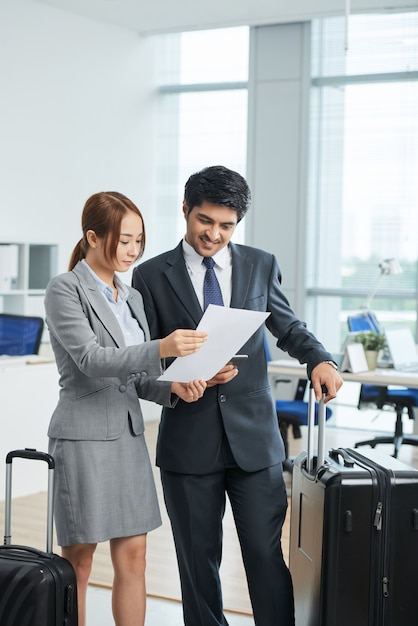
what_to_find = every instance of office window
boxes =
[151,27,249,258]
[307,12,418,349]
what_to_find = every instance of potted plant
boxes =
[354,331,387,370]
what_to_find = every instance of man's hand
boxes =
[171,379,207,403]
[311,362,343,403]
[206,364,238,388]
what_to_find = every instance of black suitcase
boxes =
[289,386,418,626]
[0,448,78,625]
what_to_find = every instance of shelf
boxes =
[0,242,57,316]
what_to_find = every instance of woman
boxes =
[44,191,207,626]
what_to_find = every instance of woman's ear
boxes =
[86,230,97,248]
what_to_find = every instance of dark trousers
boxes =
[161,463,295,626]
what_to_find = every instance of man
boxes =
[132,165,343,626]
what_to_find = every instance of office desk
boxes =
[268,359,418,436]
[0,358,59,501]
[268,359,418,389]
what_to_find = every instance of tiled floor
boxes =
[86,387,418,625]
[87,586,254,625]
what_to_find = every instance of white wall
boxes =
[0,3,166,501]
[0,0,158,275]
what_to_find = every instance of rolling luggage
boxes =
[0,448,78,625]
[289,385,418,626]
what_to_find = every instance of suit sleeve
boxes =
[45,273,162,378]
[264,255,334,377]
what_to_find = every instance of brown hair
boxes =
[68,191,146,271]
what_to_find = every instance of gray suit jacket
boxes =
[45,261,173,440]
[132,241,334,474]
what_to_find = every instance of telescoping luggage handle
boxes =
[306,384,327,474]
[4,448,55,553]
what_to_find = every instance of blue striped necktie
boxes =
[202,257,224,310]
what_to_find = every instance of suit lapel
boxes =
[164,242,255,319]
[73,262,126,347]
[229,243,254,309]
[164,243,203,326]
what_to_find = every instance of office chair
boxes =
[347,311,381,334]
[0,313,44,356]
[264,337,332,472]
[347,314,418,458]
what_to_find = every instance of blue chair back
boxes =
[264,333,331,422]
[347,311,380,334]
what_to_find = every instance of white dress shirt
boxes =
[81,259,145,346]
[182,239,232,309]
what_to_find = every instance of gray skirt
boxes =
[49,420,162,547]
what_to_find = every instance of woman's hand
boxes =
[160,329,207,359]
[171,379,207,403]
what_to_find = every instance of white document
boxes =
[341,342,369,373]
[158,304,270,382]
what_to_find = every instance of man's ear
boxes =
[182,201,189,219]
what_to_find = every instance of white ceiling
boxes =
[31,0,414,36]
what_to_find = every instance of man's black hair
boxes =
[183,165,251,222]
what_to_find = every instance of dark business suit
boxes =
[132,241,333,625]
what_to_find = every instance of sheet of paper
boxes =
[158,304,270,382]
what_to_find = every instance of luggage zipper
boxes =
[345,449,391,625]
[382,576,389,598]
[374,501,383,530]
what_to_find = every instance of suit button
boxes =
[219,394,226,403]
[119,385,126,392]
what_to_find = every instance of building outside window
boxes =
[154,15,418,351]
[152,27,249,259]
[307,12,418,347]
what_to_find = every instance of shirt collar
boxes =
[182,238,230,273]
[81,259,129,302]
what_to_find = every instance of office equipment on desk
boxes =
[268,359,418,458]
[347,314,418,458]
[346,314,386,411]
[268,359,418,389]
[0,313,44,356]
[346,313,392,367]
[385,327,418,373]
[264,337,332,472]
[268,359,418,387]
[340,330,360,352]
[340,342,369,373]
